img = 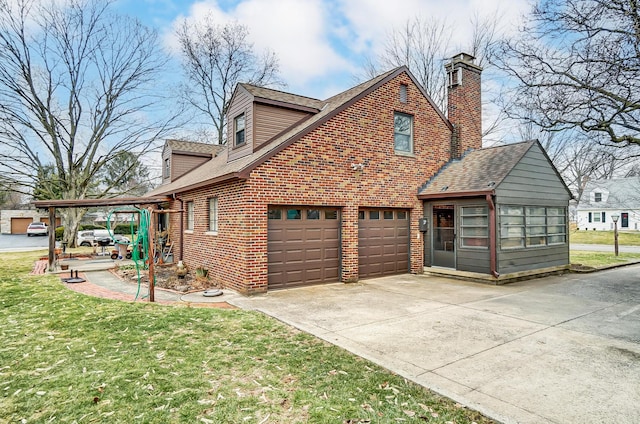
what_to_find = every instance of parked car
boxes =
[26,222,48,237]
[76,229,130,247]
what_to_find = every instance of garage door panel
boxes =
[359,209,410,279]
[11,217,33,234]
[268,207,341,289]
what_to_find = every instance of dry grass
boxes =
[1,251,492,423]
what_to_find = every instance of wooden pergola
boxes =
[33,196,174,301]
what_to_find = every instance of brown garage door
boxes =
[359,209,409,278]
[11,217,33,234]
[268,207,340,289]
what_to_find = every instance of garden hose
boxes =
[106,207,151,300]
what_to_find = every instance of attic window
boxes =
[399,84,408,103]
[234,114,245,147]
[594,192,602,202]
[164,158,170,178]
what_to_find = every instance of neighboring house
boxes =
[147,53,572,294]
[576,177,640,231]
[1,210,59,234]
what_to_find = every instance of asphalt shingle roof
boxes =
[579,177,640,209]
[418,140,536,197]
[165,139,223,155]
[148,67,402,196]
[240,84,325,111]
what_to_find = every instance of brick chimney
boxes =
[445,53,482,159]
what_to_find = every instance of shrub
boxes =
[55,226,64,241]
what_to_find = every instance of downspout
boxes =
[486,193,499,278]
[174,194,184,262]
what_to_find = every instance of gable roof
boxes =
[149,66,447,196]
[240,83,325,111]
[578,177,640,209]
[418,140,538,199]
[163,139,222,156]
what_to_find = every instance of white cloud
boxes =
[160,0,530,98]
[337,0,529,57]
[163,0,352,91]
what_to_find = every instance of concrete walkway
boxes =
[230,267,640,424]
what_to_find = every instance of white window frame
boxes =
[186,201,194,231]
[393,112,413,154]
[207,197,218,233]
[234,113,245,147]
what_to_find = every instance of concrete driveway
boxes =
[231,266,640,424]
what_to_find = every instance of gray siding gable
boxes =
[495,142,572,206]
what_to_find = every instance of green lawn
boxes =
[570,251,640,268]
[570,230,640,245]
[0,251,492,424]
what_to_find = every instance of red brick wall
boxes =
[447,63,482,157]
[168,71,452,294]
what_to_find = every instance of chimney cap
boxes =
[445,52,483,72]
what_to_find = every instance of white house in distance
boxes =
[576,177,640,231]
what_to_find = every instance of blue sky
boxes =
[115,0,531,100]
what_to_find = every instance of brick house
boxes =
[148,53,571,294]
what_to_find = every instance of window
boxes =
[234,114,245,146]
[500,206,566,249]
[186,201,194,231]
[594,213,601,222]
[325,210,338,220]
[594,192,602,202]
[500,206,525,249]
[208,197,218,232]
[268,208,282,220]
[394,112,413,154]
[369,210,380,220]
[383,211,394,220]
[307,209,320,220]
[461,206,488,248]
[547,207,566,245]
[287,209,301,220]
[164,158,170,178]
[397,211,407,220]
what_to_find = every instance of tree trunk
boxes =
[61,208,87,248]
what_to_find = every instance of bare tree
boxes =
[492,0,640,147]
[363,12,504,140]
[0,0,178,246]
[176,16,282,145]
[363,16,452,110]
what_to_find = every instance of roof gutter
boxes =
[154,172,246,197]
[417,190,492,200]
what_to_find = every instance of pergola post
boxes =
[48,207,56,271]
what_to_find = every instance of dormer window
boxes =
[594,192,602,202]
[234,113,245,146]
